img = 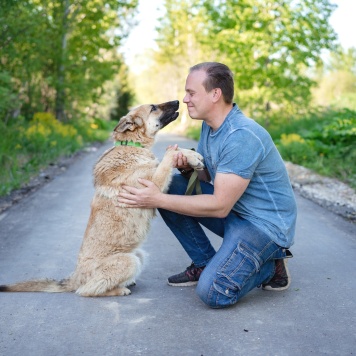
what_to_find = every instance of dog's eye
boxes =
[150,105,157,112]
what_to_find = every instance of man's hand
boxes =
[167,144,191,170]
[117,178,162,209]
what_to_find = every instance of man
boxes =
[118,62,297,309]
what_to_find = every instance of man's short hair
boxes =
[190,62,234,104]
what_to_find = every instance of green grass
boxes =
[0,113,115,196]
[267,108,356,189]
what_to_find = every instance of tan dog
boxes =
[0,100,204,297]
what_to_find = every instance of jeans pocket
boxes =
[214,241,262,298]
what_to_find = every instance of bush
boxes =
[0,113,112,196]
[268,108,356,189]
[71,116,113,143]
[23,112,83,156]
[276,134,319,165]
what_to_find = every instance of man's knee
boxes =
[196,273,238,309]
[196,259,276,308]
[196,279,217,308]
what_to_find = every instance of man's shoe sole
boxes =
[262,282,290,291]
[167,280,198,287]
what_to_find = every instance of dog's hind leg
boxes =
[75,253,143,297]
[96,286,132,297]
[122,248,146,287]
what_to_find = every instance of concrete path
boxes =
[1,133,355,356]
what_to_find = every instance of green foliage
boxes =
[0,0,139,196]
[200,0,337,117]
[23,113,82,153]
[110,65,135,121]
[0,71,20,123]
[131,0,211,130]
[277,136,319,165]
[315,117,356,146]
[269,109,356,189]
[144,0,338,130]
[0,112,111,196]
[313,47,356,111]
[156,0,208,63]
[0,0,138,122]
[186,125,202,141]
[71,116,114,142]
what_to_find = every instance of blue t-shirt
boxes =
[197,104,297,248]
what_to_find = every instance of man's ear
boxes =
[212,88,222,103]
[114,116,143,132]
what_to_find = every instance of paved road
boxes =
[1,133,355,356]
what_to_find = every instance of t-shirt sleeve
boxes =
[217,129,265,179]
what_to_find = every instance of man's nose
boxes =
[183,94,189,103]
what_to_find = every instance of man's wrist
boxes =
[178,167,194,177]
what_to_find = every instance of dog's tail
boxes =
[0,278,73,293]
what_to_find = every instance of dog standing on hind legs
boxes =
[0,100,204,297]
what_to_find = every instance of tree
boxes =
[0,0,138,122]
[49,0,138,121]
[313,47,356,110]
[0,0,50,120]
[150,0,337,120]
[200,0,337,117]
[110,64,135,121]
[136,0,212,130]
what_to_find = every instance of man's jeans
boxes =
[158,174,288,309]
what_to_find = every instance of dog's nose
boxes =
[169,100,179,108]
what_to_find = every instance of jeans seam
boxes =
[213,242,275,300]
[207,284,215,306]
[259,240,277,260]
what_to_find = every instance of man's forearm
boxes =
[156,193,228,218]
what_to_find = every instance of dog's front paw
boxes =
[125,280,136,287]
[179,148,205,170]
[120,287,132,296]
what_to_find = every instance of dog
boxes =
[0,100,204,297]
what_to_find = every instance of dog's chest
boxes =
[94,149,159,186]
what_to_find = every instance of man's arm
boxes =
[117,172,250,218]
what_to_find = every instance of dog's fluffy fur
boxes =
[0,100,204,297]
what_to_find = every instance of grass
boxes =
[0,113,115,196]
[268,108,356,189]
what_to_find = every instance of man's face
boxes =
[183,70,214,120]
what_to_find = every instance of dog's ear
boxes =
[115,116,133,132]
[115,116,143,132]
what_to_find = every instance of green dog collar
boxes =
[114,140,143,148]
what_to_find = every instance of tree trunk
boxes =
[55,0,70,122]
